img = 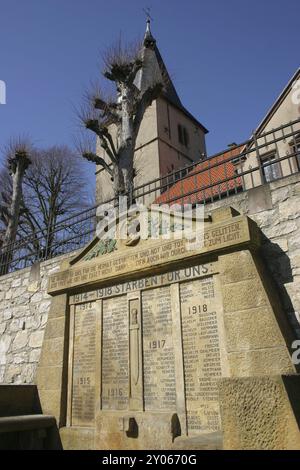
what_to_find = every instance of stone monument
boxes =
[36,206,300,450]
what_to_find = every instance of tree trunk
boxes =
[112,164,125,201]
[117,86,135,204]
[0,163,25,275]
[119,143,134,203]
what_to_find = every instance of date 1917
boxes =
[148,339,166,349]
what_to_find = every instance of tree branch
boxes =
[94,98,120,122]
[94,97,108,110]
[84,119,117,164]
[82,152,113,176]
[99,135,117,164]
[126,59,142,85]
[102,128,118,158]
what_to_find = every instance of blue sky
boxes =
[0,0,299,189]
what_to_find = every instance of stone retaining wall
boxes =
[205,173,300,338]
[0,254,75,384]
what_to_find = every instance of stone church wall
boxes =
[0,172,299,385]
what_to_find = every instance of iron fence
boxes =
[0,117,300,276]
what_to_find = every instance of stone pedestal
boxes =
[36,207,300,450]
[219,375,300,450]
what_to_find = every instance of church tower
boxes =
[96,20,208,204]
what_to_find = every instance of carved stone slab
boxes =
[101,295,129,410]
[71,302,97,426]
[48,215,259,294]
[142,286,176,411]
[180,276,222,433]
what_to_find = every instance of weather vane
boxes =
[143,7,154,22]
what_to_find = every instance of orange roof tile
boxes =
[155,146,243,205]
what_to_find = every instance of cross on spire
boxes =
[143,7,153,22]
[143,8,156,48]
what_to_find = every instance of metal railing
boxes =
[0,117,299,276]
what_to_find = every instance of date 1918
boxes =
[188,304,208,314]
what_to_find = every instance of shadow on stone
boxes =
[255,233,300,370]
[0,425,62,450]
[171,413,181,442]
[0,385,63,449]
[125,417,138,439]
[282,375,300,430]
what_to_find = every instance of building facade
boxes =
[235,69,300,189]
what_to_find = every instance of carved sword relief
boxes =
[129,305,140,390]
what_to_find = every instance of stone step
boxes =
[171,431,223,450]
[0,414,56,433]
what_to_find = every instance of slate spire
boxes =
[134,19,182,108]
[143,19,156,49]
[135,19,207,132]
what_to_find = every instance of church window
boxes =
[178,124,189,147]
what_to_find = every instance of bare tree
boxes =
[0,145,92,271]
[21,146,91,257]
[78,23,164,204]
[0,138,32,274]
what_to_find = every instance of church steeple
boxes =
[96,18,208,206]
[134,19,183,109]
[134,19,208,132]
[143,19,156,49]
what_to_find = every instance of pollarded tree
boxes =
[78,21,165,203]
[0,138,32,274]
[0,138,32,248]
[0,145,92,273]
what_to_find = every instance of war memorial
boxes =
[31,206,300,450]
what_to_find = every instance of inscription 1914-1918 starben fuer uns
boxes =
[69,261,224,435]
